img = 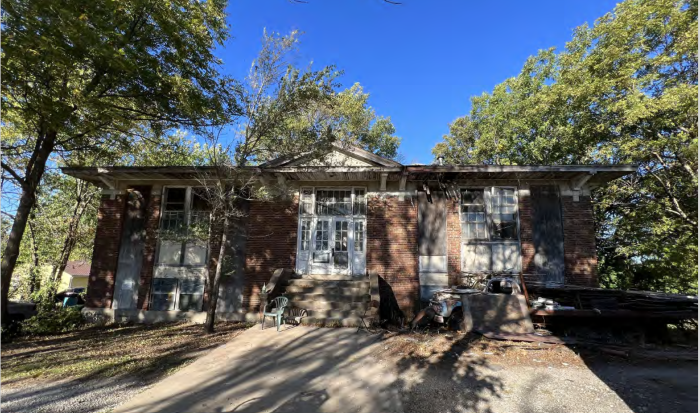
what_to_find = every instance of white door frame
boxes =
[296,187,367,276]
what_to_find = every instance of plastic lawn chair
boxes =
[262,296,289,332]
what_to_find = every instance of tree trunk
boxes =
[204,215,228,334]
[47,186,94,302]
[1,130,57,324]
[27,219,41,296]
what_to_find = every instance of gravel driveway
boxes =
[1,376,146,413]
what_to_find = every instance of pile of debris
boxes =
[526,282,698,316]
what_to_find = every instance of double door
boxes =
[303,217,366,276]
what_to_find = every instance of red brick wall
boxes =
[137,191,160,310]
[561,195,598,286]
[243,199,299,311]
[367,195,419,316]
[85,194,126,308]
[446,198,461,286]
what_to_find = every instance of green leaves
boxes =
[433,0,697,293]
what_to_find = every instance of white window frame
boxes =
[459,186,521,273]
[151,186,211,311]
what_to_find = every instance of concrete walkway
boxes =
[113,325,402,413]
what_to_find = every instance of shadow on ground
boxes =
[108,323,505,413]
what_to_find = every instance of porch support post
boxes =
[570,172,595,202]
[380,173,388,192]
[399,171,408,201]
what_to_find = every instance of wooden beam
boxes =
[380,173,388,192]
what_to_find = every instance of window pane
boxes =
[178,294,203,311]
[300,219,311,251]
[353,189,366,215]
[151,278,177,311]
[491,221,518,240]
[354,222,364,252]
[462,189,484,205]
[301,188,314,215]
[165,188,186,211]
[191,189,210,211]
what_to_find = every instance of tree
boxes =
[433,0,697,293]
[196,30,340,333]
[288,83,402,159]
[7,130,209,307]
[1,0,233,321]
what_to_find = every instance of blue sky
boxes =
[218,0,621,164]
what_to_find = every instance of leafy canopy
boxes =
[433,0,697,293]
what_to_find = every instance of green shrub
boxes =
[22,307,85,335]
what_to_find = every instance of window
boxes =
[178,278,205,311]
[154,187,211,312]
[490,188,517,240]
[316,190,352,216]
[461,189,487,240]
[300,219,312,251]
[150,278,178,311]
[354,221,364,252]
[353,189,366,216]
[300,188,314,215]
[461,187,520,273]
[315,220,329,250]
[158,187,211,266]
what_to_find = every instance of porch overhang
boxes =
[62,164,635,189]
[404,164,636,188]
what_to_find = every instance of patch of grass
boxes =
[1,321,253,388]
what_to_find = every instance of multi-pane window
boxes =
[461,187,520,273]
[300,189,314,215]
[490,188,517,240]
[316,190,352,215]
[334,221,349,252]
[300,219,312,251]
[315,220,330,250]
[158,187,211,266]
[354,221,364,252]
[353,189,366,216]
[178,278,205,311]
[154,187,211,312]
[461,189,487,240]
[150,278,178,311]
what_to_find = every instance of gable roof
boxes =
[64,261,91,277]
[260,143,402,168]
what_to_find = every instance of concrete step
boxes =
[289,300,368,311]
[283,285,369,296]
[285,279,370,289]
[297,274,362,281]
[298,315,366,327]
[283,293,370,303]
[301,309,370,319]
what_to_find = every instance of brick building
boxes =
[63,145,634,324]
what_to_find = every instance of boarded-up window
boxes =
[461,187,521,273]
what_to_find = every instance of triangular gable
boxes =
[261,143,402,168]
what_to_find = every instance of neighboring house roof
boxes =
[64,261,91,277]
[61,144,636,188]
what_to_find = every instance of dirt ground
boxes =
[376,331,698,413]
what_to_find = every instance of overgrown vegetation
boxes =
[21,307,85,335]
[433,0,698,293]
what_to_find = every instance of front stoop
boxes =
[282,277,375,327]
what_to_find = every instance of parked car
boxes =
[55,288,86,307]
